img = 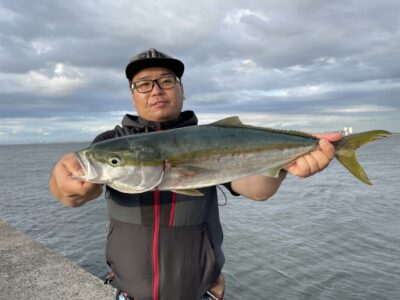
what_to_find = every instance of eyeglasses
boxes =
[131,75,180,93]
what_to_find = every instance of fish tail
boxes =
[334,130,391,185]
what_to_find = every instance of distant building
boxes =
[341,127,353,136]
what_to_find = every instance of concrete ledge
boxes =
[0,220,116,299]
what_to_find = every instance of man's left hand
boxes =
[285,132,342,177]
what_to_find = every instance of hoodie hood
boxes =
[119,110,198,132]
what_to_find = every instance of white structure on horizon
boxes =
[342,127,353,136]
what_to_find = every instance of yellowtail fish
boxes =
[73,117,391,195]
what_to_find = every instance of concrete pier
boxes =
[0,220,116,299]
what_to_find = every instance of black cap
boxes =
[125,48,185,80]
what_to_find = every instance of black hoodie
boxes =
[93,111,225,300]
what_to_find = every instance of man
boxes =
[49,48,341,300]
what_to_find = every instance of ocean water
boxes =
[0,136,399,299]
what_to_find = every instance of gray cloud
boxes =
[0,0,399,143]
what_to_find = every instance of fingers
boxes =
[312,132,342,142]
[53,153,97,196]
[305,153,321,174]
[288,154,321,177]
[286,139,336,178]
[60,153,84,177]
[319,138,336,160]
[289,156,311,177]
[310,147,330,170]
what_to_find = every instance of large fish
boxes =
[73,117,391,195]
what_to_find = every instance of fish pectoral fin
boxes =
[260,168,281,178]
[174,165,210,177]
[172,189,205,196]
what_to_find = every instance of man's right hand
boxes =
[49,153,103,207]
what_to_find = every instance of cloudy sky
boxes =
[1,0,399,144]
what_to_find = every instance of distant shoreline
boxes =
[2,133,399,146]
[0,140,91,146]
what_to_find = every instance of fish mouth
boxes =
[73,152,101,182]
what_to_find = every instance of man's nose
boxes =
[151,81,164,94]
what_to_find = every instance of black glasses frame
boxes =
[130,75,180,93]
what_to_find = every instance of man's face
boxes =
[130,67,184,122]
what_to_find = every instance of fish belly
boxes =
[108,165,164,193]
[158,145,315,190]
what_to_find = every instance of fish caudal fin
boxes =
[334,130,391,185]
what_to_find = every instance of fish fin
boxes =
[175,165,209,174]
[210,116,246,127]
[334,130,391,185]
[172,189,205,196]
[260,168,281,178]
[210,116,315,139]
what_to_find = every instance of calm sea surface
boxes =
[1,136,399,299]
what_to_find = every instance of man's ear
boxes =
[181,83,185,100]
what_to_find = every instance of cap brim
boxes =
[125,58,184,80]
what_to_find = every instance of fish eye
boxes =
[107,156,123,166]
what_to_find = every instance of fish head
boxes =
[73,138,165,193]
[74,146,129,184]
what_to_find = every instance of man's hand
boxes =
[232,132,342,201]
[285,132,342,177]
[49,153,102,207]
